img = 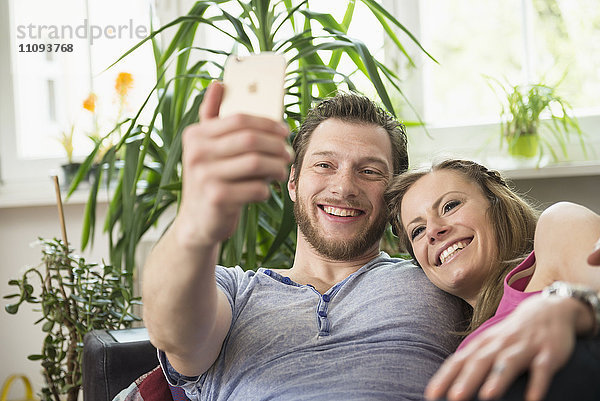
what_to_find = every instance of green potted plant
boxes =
[4,238,140,401]
[69,0,434,279]
[492,79,586,161]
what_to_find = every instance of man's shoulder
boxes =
[354,253,467,351]
[214,265,265,299]
[365,254,463,306]
[368,251,415,265]
[367,253,426,276]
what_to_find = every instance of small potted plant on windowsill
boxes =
[57,125,81,188]
[491,79,586,162]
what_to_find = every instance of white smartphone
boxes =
[219,53,286,121]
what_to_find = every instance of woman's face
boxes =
[400,170,498,306]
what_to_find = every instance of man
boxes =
[142,82,465,400]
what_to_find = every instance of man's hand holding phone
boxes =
[175,54,291,251]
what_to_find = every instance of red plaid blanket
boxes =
[114,366,190,401]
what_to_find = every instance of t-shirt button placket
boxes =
[317,294,331,336]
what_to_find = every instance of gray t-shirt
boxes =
[160,252,465,400]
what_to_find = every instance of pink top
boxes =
[457,252,540,350]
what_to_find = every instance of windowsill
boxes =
[0,179,110,209]
[1,161,599,209]
[499,160,600,180]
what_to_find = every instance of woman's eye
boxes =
[443,200,461,213]
[410,226,425,240]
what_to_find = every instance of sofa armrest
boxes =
[83,328,159,401]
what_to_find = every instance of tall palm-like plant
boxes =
[69,0,432,283]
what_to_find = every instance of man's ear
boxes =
[287,166,297,202]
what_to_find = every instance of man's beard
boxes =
[294,196,388,261]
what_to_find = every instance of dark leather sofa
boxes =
[82,328,600,401]
[82,328,159,401]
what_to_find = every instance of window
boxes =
[419,0,600,125]
[1,0,156,184]
[384,0,600,168]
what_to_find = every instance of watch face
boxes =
[556,284,572,297]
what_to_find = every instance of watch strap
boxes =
[542,281,600,337]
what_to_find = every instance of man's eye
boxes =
[410,226,424,240]
[316,163,331,169]
[361,168,386,179]
[443,200,461,213]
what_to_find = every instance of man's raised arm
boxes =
[142,82,292,376]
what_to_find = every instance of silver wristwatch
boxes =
[542,281,600,336]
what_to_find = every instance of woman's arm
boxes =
[527,202,600,292]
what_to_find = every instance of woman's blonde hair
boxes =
[384,159,539,332]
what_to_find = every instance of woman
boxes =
[385,159,600,401]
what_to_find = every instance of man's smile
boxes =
[319,204,365,217]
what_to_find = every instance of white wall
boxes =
[511,175,600,214]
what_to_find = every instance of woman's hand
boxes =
[424,294,592,401]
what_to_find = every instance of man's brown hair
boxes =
[291,92,408,182]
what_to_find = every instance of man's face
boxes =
[288,118,394,261]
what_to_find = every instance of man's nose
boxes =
[331,170,359,197]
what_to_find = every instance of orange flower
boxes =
[83,93,97,112]
[115,72,134,96]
